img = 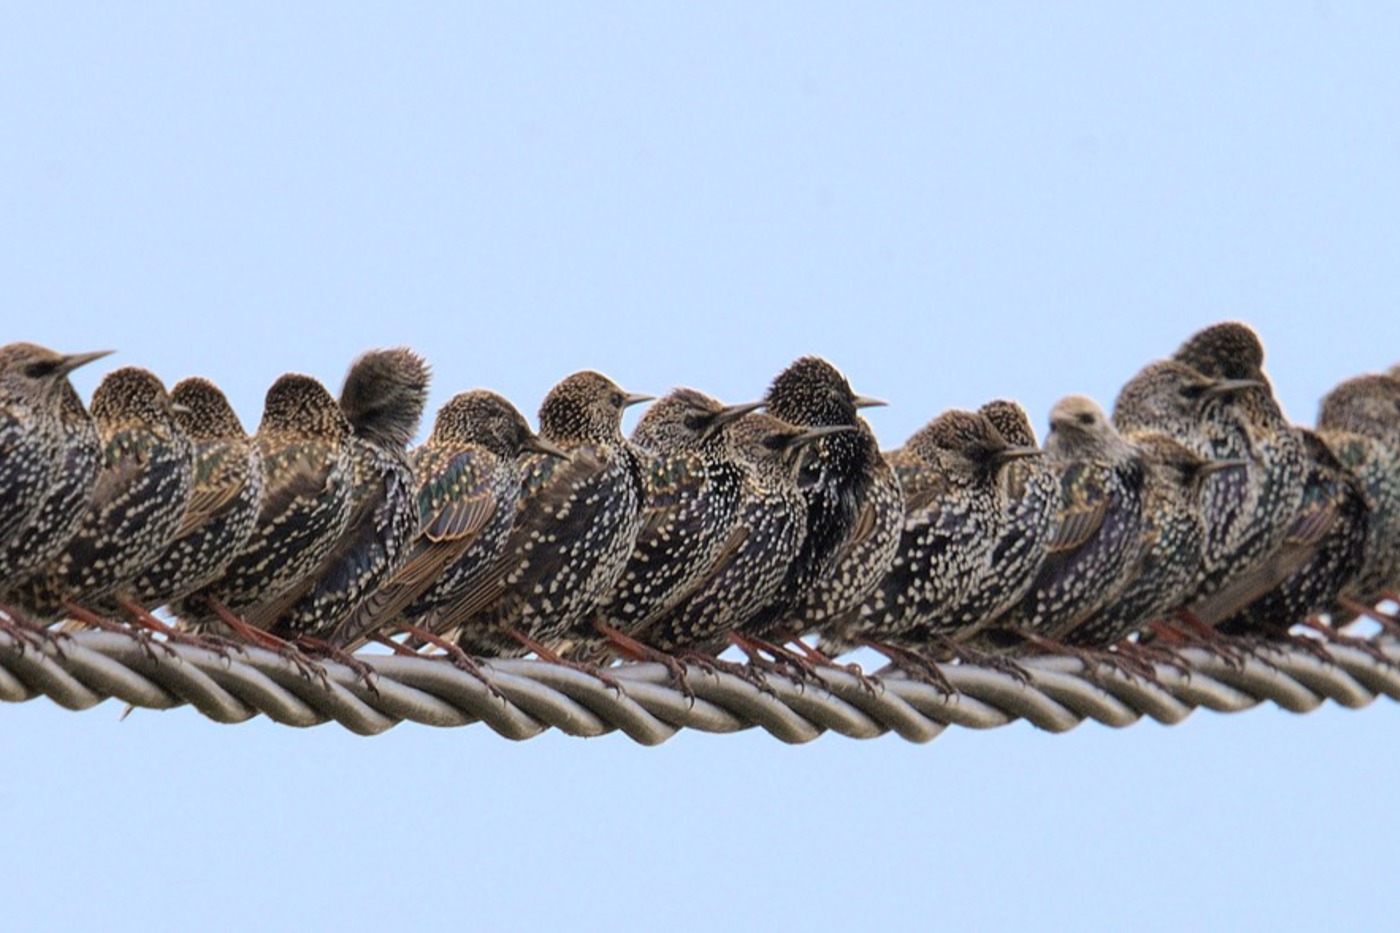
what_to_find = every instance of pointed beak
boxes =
[623,392,654,409]
[791,424,857,448]
[1204,377,1265,398]
[852,394,887,409]
[56,350,114,376]
[1199,457,1250,476]
[711,400,763,429]
[991,445,1043,465]
[524,434,569,459]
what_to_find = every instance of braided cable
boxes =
[1,629,1396,743]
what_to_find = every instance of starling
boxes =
[1316,374,1400,617]
[637,414,850,654]
[987,395,1147,644]
[820,410,1043,654]
[332,390,564,650]
[128,378,265,611]
[1212,429,1369,637]
[183,374,354,631]
[433,371,651,658]
[584,389,761,652]
[1063,433,1241,648]
[1168,323,1307,615]
[250,349,430,640]
[16,367,194,619]
[0,345,111,587]
[752,356,901,642]
[973,399,1062,625]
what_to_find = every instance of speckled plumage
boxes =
[1168,323,1307,616]
[437,371,650,657]
[333,390,561,649]
[586,389,759,646]
[821,410,1043,653]
[183,374,354,629]
[1064,433,1232,648]
[0,345,110,588]
[1316,375,1400,619]
[131,378,264,611]
[17,367,194,618]
[1215,429,1369,636]
[990,396,1147,643]
[753,356,900,641]
[639,414,845,654]
[257,349,430,638]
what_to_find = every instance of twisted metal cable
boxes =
[0,628,1397,743]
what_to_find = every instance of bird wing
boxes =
[1043,462,1109,555]
[636,453,707,542]
[431,447,602,631]
[174,443,250,539]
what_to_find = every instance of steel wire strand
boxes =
[0,628,1397,743]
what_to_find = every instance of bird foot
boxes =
[678,651,779,697]
[1019,632,1157,686]
[594,621,696,702]
[63,602,178,663]
[295,636,381,696]
[1296,617,1395,668]
[932,636,1033,686]
[116,598,232,660]
[857,638,954,696]
[398,624,504,700]
[1110,638,1193,679]
[1153,616,1249,670]
[512,631,627,696]
[0,605,64,657]
[203,599,332,688]
[730,633,831,692]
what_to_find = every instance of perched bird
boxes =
[1169,323,1307,616]
[16,367,194,619]
[1213,429,1369,637]
[0,344,110,587]
[820,409,1042,655]
[638,414,850,654]
[752,356,901,644]
[435,371,651,658]
[1063,434,1240,648]
[252,349,430,640]
[129,378,265,611]
[987,395,1147,645]
[182,374,354,633]
[973,399,1061,627]
[1316,374,1400,617]
[332,390,564,650]
[584,388,760,654]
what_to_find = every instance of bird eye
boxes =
[24,360,58,379]
[611,392,624,407]
[1075,412,1095,426]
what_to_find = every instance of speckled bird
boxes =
[987,395,1147,645]
[1214,429,1369,637]
[820,409,1042,654]
[583,388,760,653]
[130,377,265,611]
[638,414,850,654]
[1168,322,1307,617]
[972,399,1062,628]
[16,367,194,619]
[0,353,109,591]
[1316,373,1400,617]
[182,374,354,631]
[250,349,429,640]
[1064,433,1239,648]
[332,390,564,650]
[434,371,651,658]
[751,356,901,643]
[1114,358,1281,611]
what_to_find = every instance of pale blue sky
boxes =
[2,5,1397,931]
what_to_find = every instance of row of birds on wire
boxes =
[0,321,1397,693]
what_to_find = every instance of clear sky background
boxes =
[3,5,1398,931]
